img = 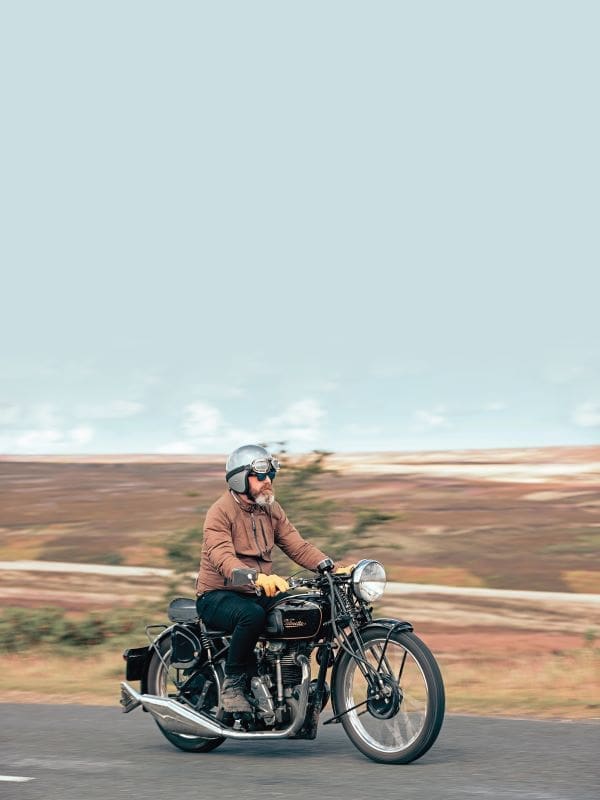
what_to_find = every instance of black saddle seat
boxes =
[167,598,228,636]
[167,597,199,624]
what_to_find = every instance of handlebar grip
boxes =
[317,558,335,574]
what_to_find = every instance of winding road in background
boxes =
[2,560,599,605]
[1,704,598,800]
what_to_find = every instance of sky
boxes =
[1,1,599,455]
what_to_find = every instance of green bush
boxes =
[0,605,155,652]
[0,607,65,650]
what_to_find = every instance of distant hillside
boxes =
[0,445,598,593]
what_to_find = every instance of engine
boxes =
[242,594,325,727]
[250,639,312,727]
[262,640,305,686]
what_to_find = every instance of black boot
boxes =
[221,673,252,714]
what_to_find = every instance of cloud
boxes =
[183,402,223,438]
[15,429,63,449]
[76,401,144,419]
[70,426,94,445]
[177,400,263,450]
[267,399,326,444]
[0,400,96,453]
[1,425,95,453]
[170,397,327,452]
[413,406,448,430]
[270,399,325,430]
[572,402,600,428]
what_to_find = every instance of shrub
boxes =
[0,605,154,652]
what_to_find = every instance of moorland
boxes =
[1,446,598,717]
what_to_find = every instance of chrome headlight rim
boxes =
[352,559,387,603]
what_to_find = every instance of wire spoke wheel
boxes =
[334,628,445,764]
[147,633,226,752]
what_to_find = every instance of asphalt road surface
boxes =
[0,704,598,800]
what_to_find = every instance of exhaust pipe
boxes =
[120,655,311,741]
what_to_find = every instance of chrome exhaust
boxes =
[120,655,311,741]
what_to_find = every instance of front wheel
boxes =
[146,633,226,753]
[333,628,445,764]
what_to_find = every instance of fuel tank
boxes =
[263,593,326,640]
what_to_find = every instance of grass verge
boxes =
[1,635,598,719]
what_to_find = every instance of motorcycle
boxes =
[120,558,445,764]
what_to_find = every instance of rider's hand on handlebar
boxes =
[334,564,356,575]
[255,573,290,597]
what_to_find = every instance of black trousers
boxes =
[196,590,272,676]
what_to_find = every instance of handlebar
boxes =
[229,566,352,594]
[288,571,352,590]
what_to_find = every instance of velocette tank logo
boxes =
[283,618,306,628]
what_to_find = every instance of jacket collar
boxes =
[229,489,261,513]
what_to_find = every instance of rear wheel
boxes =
[333,628,445,764]
[146,633,226,753]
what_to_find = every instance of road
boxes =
[0,704,597,800]
[2,560,599,605]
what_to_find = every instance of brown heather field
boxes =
[0,446,599,717]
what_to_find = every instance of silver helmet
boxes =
[225,444,281,494]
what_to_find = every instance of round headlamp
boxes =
[352,559,386,603]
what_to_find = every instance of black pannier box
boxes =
[123,646,150,681]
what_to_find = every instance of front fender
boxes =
[329,618,413,719]
[365,618,414,634]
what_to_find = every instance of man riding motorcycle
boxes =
[195,445,349,714]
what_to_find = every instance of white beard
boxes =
[253,490,275,507]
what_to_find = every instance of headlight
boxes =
[352,559,386,603]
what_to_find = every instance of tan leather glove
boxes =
[334,564,357,575]
[255,573,290,597]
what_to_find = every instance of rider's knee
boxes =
[240,602,266,631]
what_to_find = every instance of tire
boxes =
[333,628,445,764]
[146,633,226,753]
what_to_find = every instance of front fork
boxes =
[329,583,387,695]
[327,604,414,725]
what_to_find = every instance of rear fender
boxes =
[330,619,413,719]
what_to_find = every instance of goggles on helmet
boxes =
[249,457,281,481]
[226,456,281,485]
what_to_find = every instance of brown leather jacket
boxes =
[195,490,329,595]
